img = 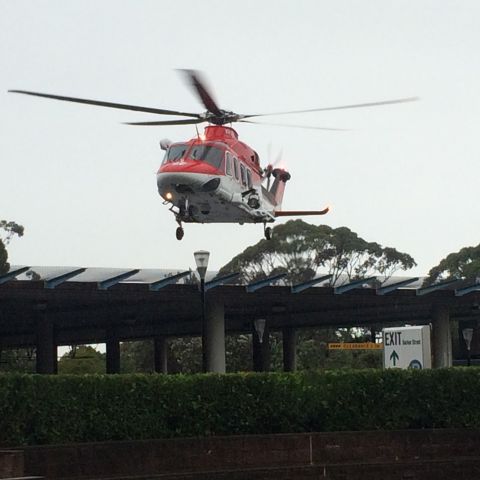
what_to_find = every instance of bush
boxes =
[1,368,479,446]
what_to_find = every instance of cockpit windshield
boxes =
[163,143,188,163]
[189,144,224,169]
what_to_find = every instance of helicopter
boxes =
[9,70,417,240]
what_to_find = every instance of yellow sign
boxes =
[328,342,384,350]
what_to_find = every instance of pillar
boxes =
[205,300,226,373]
[370,326,377,343]
[282,327,297,372]
[36,305,57,374]
[253,322,270,372]
[432,305,452,368]
[106,329,121,374]
[154,336,168,373]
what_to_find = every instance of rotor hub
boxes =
[205,110,240,125]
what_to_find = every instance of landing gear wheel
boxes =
[264,226,272,240]
[176,226,184,241]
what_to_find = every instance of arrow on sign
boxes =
[390,350,399,366]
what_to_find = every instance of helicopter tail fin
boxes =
[269,168,291,207]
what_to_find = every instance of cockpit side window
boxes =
[164,143,188,163]
[246,169,252,189]
[233,157,240,181]
[240,164,247,186]
[225,152,233,176]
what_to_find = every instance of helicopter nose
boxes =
[157,172,219,197]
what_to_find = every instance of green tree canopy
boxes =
[58,345,106,374]
[0,220,24,274]
[218,220,416,285]
[425,243,480,285]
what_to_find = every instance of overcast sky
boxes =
[1,1,479,276]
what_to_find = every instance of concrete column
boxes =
[154,336,168,374]
[282,327,297,372]
[432,305,452,368]
[205,300,226,373]
[253,322,270,372]
[106,329,121,374]
[36,307,56,374]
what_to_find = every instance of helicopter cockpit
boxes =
[163,142,225,169]
[162,143,188,163]
[188,144,224,169]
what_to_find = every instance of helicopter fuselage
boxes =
[156,125,286,225]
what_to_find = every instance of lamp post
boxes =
[462,327,474,366]
[194,250,210,372]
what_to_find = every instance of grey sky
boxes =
[1,1,479,275]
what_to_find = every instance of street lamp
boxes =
[462,327,474,366]
[194,250,210,372]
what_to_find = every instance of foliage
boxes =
[0,349,35,373]
[0,242,7,276]
[120,339,203,374]
[218,220,416,285]
[0,221,24,245]
[120,341,155,373]
[425,243,480,285]
[117,328,379,375]
[0,220,24,275]
[58,346,106,374]
[297,328,382,370]
[1,368,480,446]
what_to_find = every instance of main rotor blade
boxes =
[239,120,347,131]
[243,97,419,119]
[124,118,205,126]
[179,69,222,117]
[8,90,202,118]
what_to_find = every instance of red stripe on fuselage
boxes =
[158,159,224,176]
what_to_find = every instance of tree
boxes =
[0,241,7,275]
[215,221,414,371]
[120,338,203,374]
[425,243,480,285]
[58,345,106,374]
[218,220,416,285]
[0,348,36,373]
[0,220,24,274]
[112,223,414,374]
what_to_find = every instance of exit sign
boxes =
[383,326,431,369]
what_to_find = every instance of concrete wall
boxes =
[0,450,24,479]
[20,429,480,480]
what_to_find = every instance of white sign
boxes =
[383,326,431,369]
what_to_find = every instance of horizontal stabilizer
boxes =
[274,207,330,217]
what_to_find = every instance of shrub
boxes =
[1,368,479,446]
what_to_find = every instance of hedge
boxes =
[1,368,480,446]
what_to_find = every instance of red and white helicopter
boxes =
[10,70,417,240]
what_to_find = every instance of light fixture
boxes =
[463,328,474,350]
[462,327,474,367]
[254,318,266,343]
[194,250,210,280]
